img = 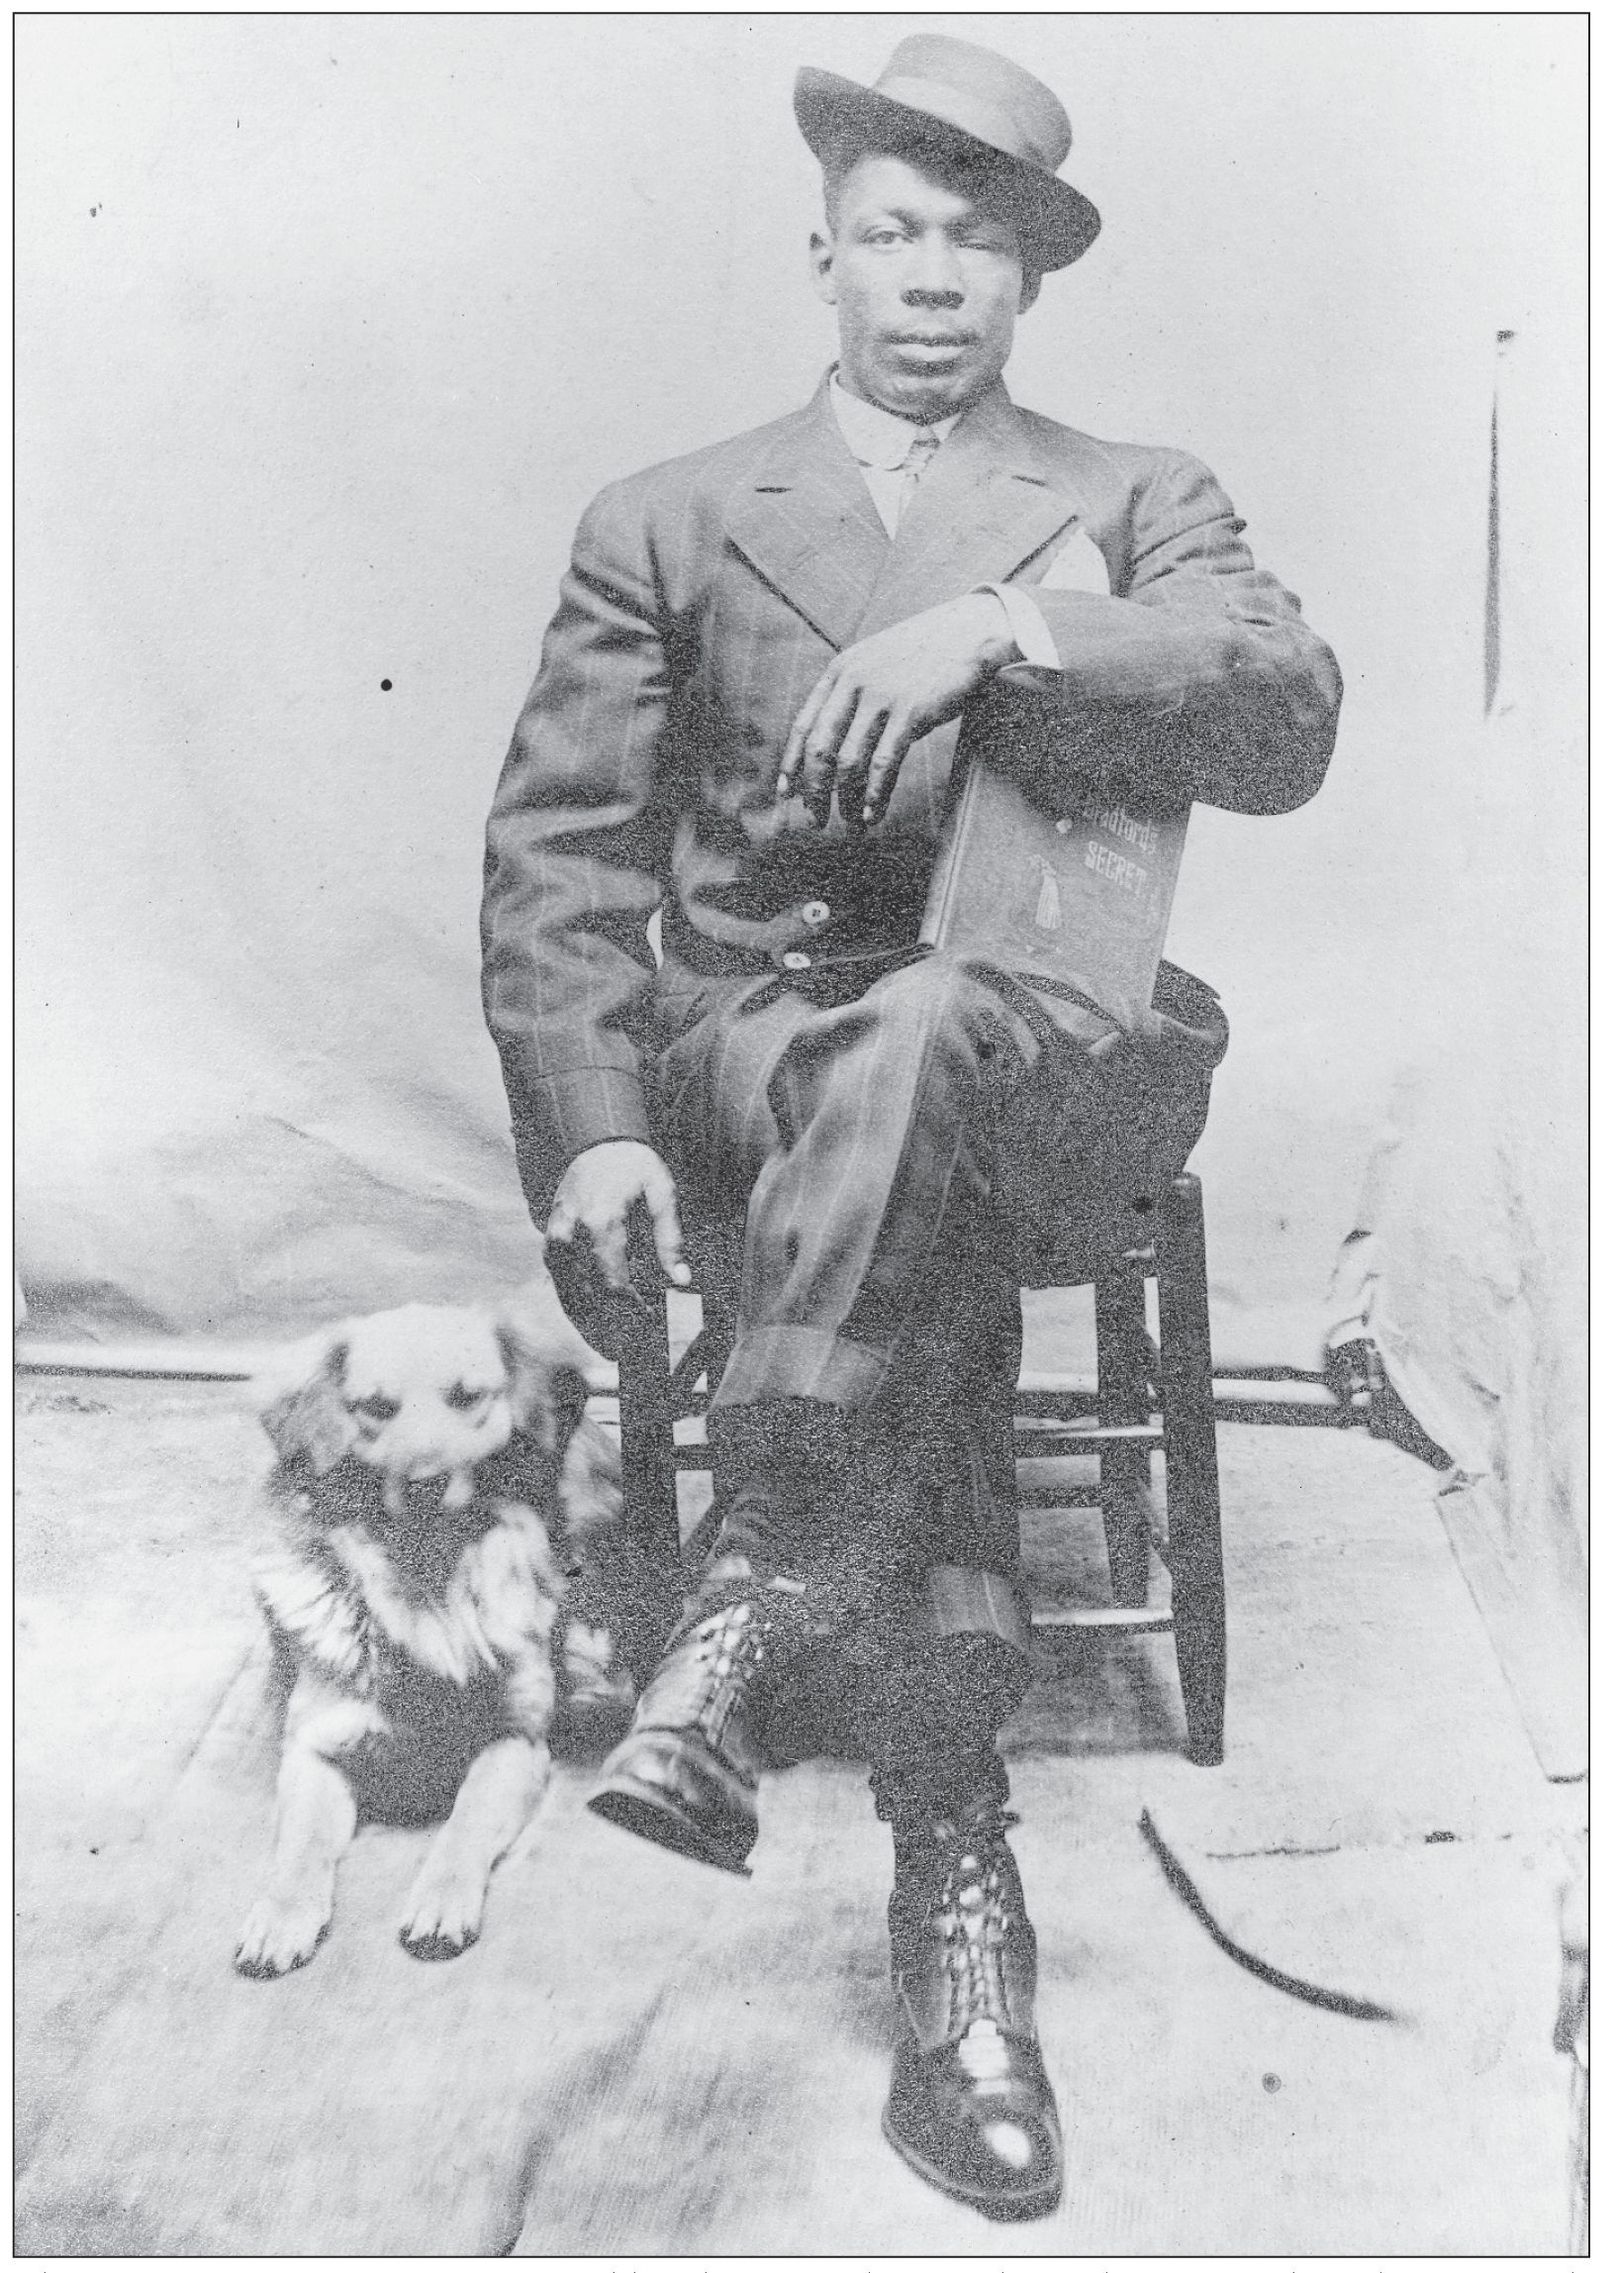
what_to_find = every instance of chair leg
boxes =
[1096,1260,1151,1608]
[1156,1173,1226,1766]
[679,1299,737,1575]
[615,1295,683,1573]
[701,1298,738,1403]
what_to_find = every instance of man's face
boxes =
[810,150,1040,423]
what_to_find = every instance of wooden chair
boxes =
[610,1169,1226,1766]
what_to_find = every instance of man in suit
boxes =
[483,35,1340,2219]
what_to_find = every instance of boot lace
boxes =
[927,1806,1022,2059]
[683,1596,772,1745]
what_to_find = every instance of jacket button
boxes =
[782,950,813,972]
[801,899,832,928]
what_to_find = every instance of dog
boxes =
[234,1301,677,1978]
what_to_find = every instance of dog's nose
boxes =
[358,1437,447,1484]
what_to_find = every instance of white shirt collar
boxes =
[828,370,962,470]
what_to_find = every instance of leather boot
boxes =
[587,1558,819,1874]
[883,1781,1063,2220]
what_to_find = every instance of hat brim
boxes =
[794,66,1100,272]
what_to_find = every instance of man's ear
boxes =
[1018,267,1043,316]
[809,226,838,306]
[258,1328,355,1475]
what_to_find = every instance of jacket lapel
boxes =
[853,382,1082,639]
[725,378,1086,652]
[726,384,891,651]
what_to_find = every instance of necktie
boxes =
[896,430,941,523]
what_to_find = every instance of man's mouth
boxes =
[890,332,975,351]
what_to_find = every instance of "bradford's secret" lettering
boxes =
[1072,796,1159,856]
[1083,838,1150,896]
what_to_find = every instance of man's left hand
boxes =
[777,592,1018,828]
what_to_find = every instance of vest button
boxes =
[782,950,813,972]
[801,899,832,928]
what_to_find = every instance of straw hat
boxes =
[794,34,1100,271]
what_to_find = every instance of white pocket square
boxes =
[1038,526,1112,596]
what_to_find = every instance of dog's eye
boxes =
[351,1394,399,1423]
[444,1383,489,1412]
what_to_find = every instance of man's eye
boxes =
[444,1384,488,1412]
[352,1394,399,1423]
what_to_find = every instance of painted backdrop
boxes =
[16,15,1583,1388]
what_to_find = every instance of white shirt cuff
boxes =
[979,581,1062,671]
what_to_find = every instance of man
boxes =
[482,35,1340,2220]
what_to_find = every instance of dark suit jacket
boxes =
[482,378,1341,1215]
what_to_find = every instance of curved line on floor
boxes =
[1139,1807,1404,2024]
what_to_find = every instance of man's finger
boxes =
[799,675,863,825]
[797,672,857,820]
[778,667,838,799]
[861,714,917,825]
[834,695,891,822]
[590,1211,631,1294]
[833,695,889,781]
[646,1180,691,1288]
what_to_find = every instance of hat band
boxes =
[872,72,1053,171]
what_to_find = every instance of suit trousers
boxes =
[644,947,1223,1704]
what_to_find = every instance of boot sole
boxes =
[880,2104,1063,2223]
[588,1776,754,1877]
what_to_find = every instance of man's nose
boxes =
[902,234,965,305]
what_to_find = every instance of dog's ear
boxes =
[557,1405,626,1547]
[493,1317,589,1453]
[547,1361,591,1452]
[257,1327,355,1475]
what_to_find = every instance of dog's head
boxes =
[258,1303,590,1520]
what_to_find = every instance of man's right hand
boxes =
[545,1140,691,1302]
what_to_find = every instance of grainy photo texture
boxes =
[15,14,1587,2256]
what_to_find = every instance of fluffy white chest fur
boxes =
[254,1489,566,1695]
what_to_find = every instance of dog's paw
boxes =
[562,1618,636,1711]
[234,1894,331,1979]
[398,1870,484,1962]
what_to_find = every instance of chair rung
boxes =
[1014,1390,1099,1419]
[673,1431,1161,1478]
[672,1442,714,1470]
[1014,1423,1162,1453]
[1032,1606,1175,1634]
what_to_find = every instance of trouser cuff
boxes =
[870,1724,1014,1832]
[915,1566,1032,1658]
[710,1325,896,1412]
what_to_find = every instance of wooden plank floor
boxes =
[14,1377,1577,2253]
